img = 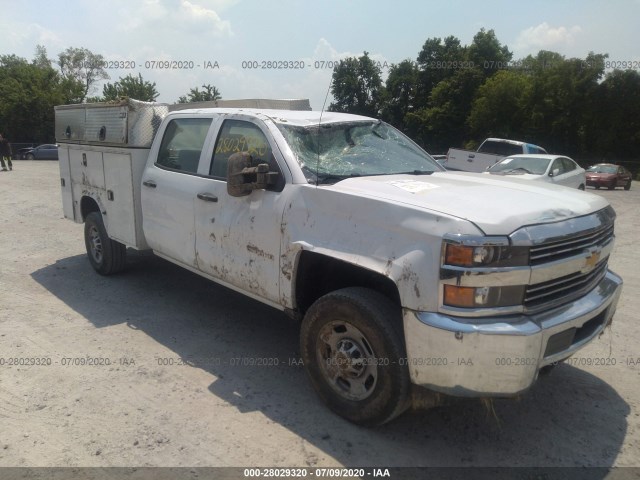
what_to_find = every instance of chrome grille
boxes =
[529,223,614,266]
[525,260,608,310]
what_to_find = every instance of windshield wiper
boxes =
[314,173,361,185]
[395,170,435,175]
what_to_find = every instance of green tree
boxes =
[467,70,533,139]
[414,36,465,109]
[57,47,110,101]
[381,59,419,130]
[524,51,607,155]
[177,84,222,103]
[408,29,511,151]
[102,73,159,102]
[33,45,51,69]
[467,28,512,77]
[589,69,640,161]
[415,68,485,152]
[328,52,384,117]
[0,54,68,142]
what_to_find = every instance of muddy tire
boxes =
[84,212,126,275]
[300,287,411,426]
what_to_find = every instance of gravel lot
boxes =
[0,162,639,475]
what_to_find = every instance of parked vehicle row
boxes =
[445,140,633,192]
[446,138,548,172]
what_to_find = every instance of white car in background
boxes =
[485,154,586,190]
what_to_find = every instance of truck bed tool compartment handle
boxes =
[197,193,218,203]
[143,180,157,188]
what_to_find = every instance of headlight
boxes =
[445,244,497,266]
[440,235,528,312]
[443,236,528,268]
[443,285,525,308]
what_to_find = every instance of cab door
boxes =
[141,116,215,267]
[194,117,288,304]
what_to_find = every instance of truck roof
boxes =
[168,108,376,126]
[483,137,529,146]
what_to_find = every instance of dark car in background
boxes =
[16,147,34,159]
[586,163,632,190]
[22,144,59,160]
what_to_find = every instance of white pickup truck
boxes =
[56,99,622,426]
[446,138,548,172]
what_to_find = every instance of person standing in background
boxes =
[0,134,13,171]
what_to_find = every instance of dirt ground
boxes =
[0,162,639,474]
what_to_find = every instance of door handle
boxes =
[143,180,157,188]
[197,192,218,202]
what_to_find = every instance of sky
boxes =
[1,0,639,110]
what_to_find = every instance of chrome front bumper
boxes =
[403,269,623,396]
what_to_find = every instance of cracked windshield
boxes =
[277,121,441,184]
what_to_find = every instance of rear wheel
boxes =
[84,212,126,275]
[578,184,585,190]
[625,180,631,190]
[595,185,600,190]
[26,153,34,160]
[300,287,411,426]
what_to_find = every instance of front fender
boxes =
[280,185,481,311]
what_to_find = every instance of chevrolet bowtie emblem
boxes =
[582,248,601,273]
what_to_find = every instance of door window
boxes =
[561,158,576,172]
[210,119,284,191]
[156,118,212,173]
[551,159,566,175]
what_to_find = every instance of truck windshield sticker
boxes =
[387,180,439,193]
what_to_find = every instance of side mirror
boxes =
[549,168,560,177]
[227,152,279,197]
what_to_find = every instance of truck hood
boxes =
[329,171,609,235]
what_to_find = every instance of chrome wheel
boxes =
[316,320,378,401]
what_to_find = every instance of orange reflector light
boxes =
[445,244,473,266]
[443,285,476,308]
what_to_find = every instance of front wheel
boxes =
[578,184,585,190]
[300,287,411,426]
[608,182,615,190]
[84,212,126,275]
[625,180,631,191]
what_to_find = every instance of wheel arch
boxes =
[80,195,101,222]
[293,250,401,317]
